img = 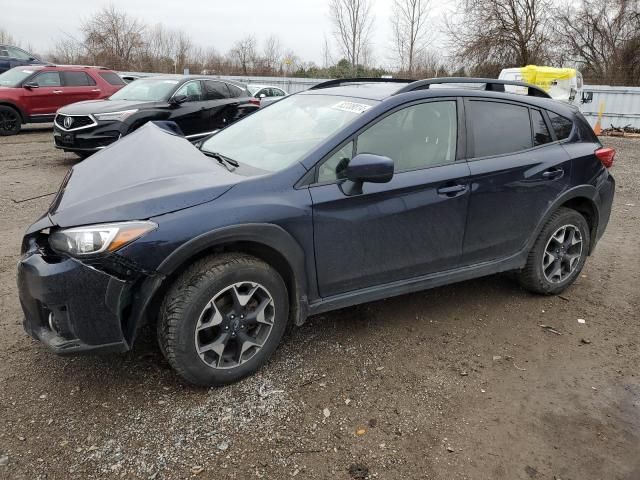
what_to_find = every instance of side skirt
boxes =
[308,251,527,316]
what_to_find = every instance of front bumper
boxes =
[53,122,125,153]
[17,247,133,355]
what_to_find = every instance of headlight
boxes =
[49,221,157,257]
[94,109,138,122]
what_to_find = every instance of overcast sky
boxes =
[2,0,451,67]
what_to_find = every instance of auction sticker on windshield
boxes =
[331,101,372,114]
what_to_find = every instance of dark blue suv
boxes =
[17,78,615,386]
[0,44,45,73]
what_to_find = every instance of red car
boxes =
[0,65,125,135]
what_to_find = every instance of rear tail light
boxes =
[249,98,260,106]
[595,147,615,168]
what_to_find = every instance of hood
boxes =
[49,123,242,227]
[59,99,166,115]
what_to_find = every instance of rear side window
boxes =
[62,71,96,86]
[203,80,229,100]
[227,84,246,98]
[468,101,532,157]
[99,72,126,86]
[547,111,573,140]
[531,110,552,146]
[32,72,61,87]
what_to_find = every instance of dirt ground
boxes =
[0,126,638,480]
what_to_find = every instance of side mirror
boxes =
[581,91,593,104]
[170,94,188,106]
[24,82,39,89]
[259,93,266,99]
[340,153,394,196]
[152,120,184,137]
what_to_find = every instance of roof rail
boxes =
[309,77,414,90]
[394,77,551,98]
[48,64,109,70]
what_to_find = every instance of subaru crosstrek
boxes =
[17,78,615,386]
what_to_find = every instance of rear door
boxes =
[310,99,471,297]
[461,98,573,264]
[202,80,240,132]
[22,71,66,116]
[61,71,103,104]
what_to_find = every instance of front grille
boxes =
[55,114,94,130]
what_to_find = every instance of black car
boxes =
[53,75,258,157]
[0,44,45,73]
[18,78,615,386]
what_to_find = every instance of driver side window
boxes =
[175,81,203,102]
[316,101,458,183]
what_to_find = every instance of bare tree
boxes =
[81,5,146,70]
[329,0,375,74]
[447,0,553,76]
[262,35,282,72]
[391,0,432,75]
[230,36,257,74]
[0,28,17,45]
[554,0,640,85]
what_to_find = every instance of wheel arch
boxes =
[130,223,310,346]
[528,186,600,256]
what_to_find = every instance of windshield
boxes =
[0,68,35,87]
[201,94,377,172]
[247,85,261,95]
[109,77,180,101]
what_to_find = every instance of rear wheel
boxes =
[518,207,590,294]
[158,253,289,386]
[0,106,21,136]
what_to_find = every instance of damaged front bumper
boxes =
[17,230,154,355]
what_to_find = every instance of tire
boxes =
[0,105,22,136]
[158,253,289,386]
[518,207,591,295]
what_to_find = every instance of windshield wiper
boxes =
[201,150,239,169]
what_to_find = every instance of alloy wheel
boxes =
[194,281,275,369]
[0,109,19,134]
[542,224,583,283]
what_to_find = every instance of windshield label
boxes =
[331,101,371,114]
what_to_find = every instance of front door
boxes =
[169,80,209,136]
[22,71,67,116]
[310,99,471,297]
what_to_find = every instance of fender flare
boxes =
[127,223,310,344]
[525,185,600,254]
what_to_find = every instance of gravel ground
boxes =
[0,126,638,480]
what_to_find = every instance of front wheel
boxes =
[518,207,591,295]
[158,253,289,386]
[0,106,21,136]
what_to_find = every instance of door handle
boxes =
[91,89,101,92]
[542,168,564,179]
[53,90,63,94]
[437,184,467,197]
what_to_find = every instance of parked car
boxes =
[18,77,615,386]
[0,44,46,74]
[247,84,287,99]
[53,75,258,158]
[0,65,124,136]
